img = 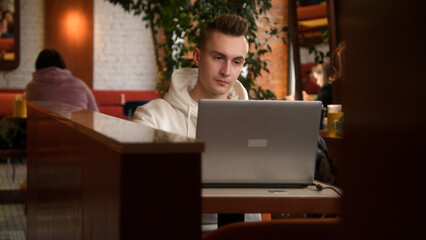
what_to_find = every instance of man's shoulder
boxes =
[136,98,177,116]
[132,98,181,128]
[143,98,171,108]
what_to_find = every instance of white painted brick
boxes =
[94,0,157,90]
[300,43,330,64]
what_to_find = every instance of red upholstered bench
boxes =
[0,38,15,52]
[0,89,161,120]
[301,62,320,94]
[92,90,161,119]
[0,89,24,94]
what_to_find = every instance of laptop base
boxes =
[202,183,311,189]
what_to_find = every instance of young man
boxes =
[133,14,259,231]
[133,14,249,139]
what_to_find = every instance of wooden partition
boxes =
[339,1,425,239]
[26,101,203,240]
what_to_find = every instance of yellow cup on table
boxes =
[327,104,343,137]
[13,95,27,117]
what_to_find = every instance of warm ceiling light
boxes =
[63,10,87,44]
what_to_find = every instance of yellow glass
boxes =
[327,112,343,137]
[13,95,27,117]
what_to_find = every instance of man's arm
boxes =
[132,104,158,129]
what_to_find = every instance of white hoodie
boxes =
[132,68,258,231]
[133,68,248,138]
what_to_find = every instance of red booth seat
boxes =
[92,90,161,119]
[301,62,321,94]
[0,89,161,120]
[0,38,15,52]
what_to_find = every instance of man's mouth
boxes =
[215,79,228,86]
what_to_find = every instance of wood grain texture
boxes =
[26,102,202,240]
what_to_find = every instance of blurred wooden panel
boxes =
[44,0,93,88]
[26,102,203,240]
[339,0,426,239]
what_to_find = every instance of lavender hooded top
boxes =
[25,67,98,111]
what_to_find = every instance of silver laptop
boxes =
[196,99,322,188]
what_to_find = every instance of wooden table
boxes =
[202,182,342,226]
[202,182,342,215]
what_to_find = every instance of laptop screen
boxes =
[196,99,322,188]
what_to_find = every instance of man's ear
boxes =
[193,47,201,66]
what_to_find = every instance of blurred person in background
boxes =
[25,49,98,111]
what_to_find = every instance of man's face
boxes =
[193,31,248,99]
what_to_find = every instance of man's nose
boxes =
[219,61,231,77]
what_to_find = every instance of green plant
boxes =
[0,118,26,149]
[107,0,284,99]
[304,28,329,64]
[300,28,330,80]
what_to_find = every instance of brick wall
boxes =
[256,0,289,99]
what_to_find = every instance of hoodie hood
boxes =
[164,68,249,111]
[32,67,73,83]
[163,68,248,138]
[163,68,199,114]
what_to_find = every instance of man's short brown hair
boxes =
[198,14,248,50]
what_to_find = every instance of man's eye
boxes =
[234,60,243,65]
[214,56,222,60]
